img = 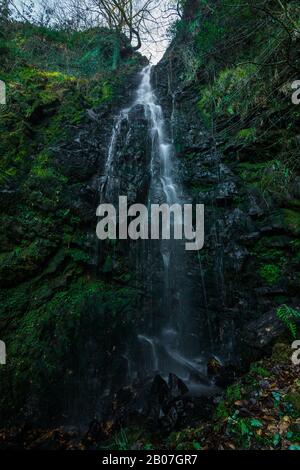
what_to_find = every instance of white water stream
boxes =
[101,65,213,392]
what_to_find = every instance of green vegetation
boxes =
[0,18,143,422]
[259,263,281,285]
[170,0,300,326]
[172,0,299,197]
[0,0,300,451]
[1,275,140,419]
[122,343,300,450]
[276,304,300,338]
[0,21,142,185]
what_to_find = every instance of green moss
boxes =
[103,255,113,273]
[237,162,269,184]
[286,392,300,415]
[249,363,270,377]
[0,276,140,420]
[68,248,91,264]
[226,383,242,402]
[214,400,229,420]
[0,21,144,423]
[283,210,300,236]
[0,239,58,283]
[272,342,292,363]
[165,428,203,451]
[198,64,258,122]
[251,242,288,287]
[236,128,256,143]
[258,264,281,285]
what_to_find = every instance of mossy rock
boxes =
[271,342,291,364]
[286,391,300,414]
[267,210,300,237]
[283,210,300,237]
[258,263,281,286]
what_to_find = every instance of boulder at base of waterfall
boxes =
[147,375,188,432]
[96,373,192,437]
[241,308,300,364]
[168,373,189,398]
[160,394,216,433]
[148,374,172,415]
[147,374,215,433]
[243,309,286,350]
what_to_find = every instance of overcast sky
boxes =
[13,0,178,64]
[139,1,177,63]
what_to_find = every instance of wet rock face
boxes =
[103,105,152,206]
[242,309,300,364]
[53,75,146,221]
[243,310,287,351]
[1,65,149,425]
[54,80,152,232]
[153,52,300,364]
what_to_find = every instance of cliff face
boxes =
[0,1,300,440]
[154,0,300,365]
[0,23,147,424]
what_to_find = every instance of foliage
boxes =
[276,304,300,338]
[198,65,258,122]
[258,264,281,285]
[0,19,143,422]
[176,0,300,189]
[114,429,130,450]
[129,343,300,450]
[260,159,293,199]
[1,22,139,75]
[226,383,242,402]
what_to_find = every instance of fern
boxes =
[114,428,129,450]
[276,305,300,338]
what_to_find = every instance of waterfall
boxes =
[136,66,192,378]
[101,64,213,392]
[137,334,159,371]
[101,108,130,202]
[135,66,180,206]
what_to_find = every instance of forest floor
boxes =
[1,342,299,451]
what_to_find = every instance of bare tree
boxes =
[62,0,161,68]
[8,0,182,66]
[91,0,152,50]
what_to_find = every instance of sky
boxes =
[12,0,178,64]
[141,28,171,64]
[138,1,178,63]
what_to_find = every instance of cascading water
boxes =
[101,64,214,393]
[135,66,210,385]
[101,108,130,202]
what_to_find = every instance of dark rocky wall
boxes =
[0,35,148,425]
[153,42,300,366]
[1,11,299,431]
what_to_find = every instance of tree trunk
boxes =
[112,32,121,70]
[131,28,142,51]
